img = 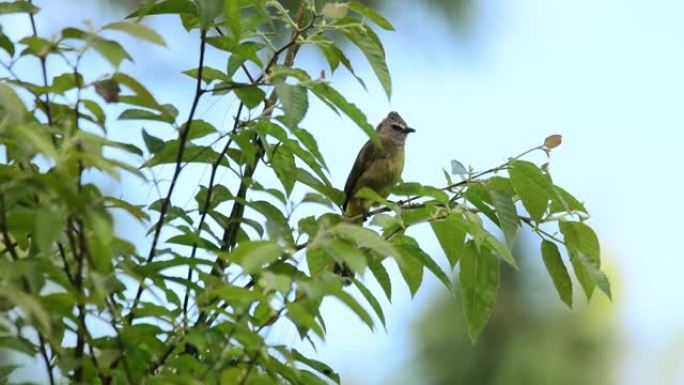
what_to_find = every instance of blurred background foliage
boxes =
[387,240,617,385]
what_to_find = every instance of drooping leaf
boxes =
[348,2,395,30]
[353,278,385,329]
[274,82,308,127]
[541,240,573,307]
[368,258,391,302]
[271,145,297,196]
[292,350,340,384]
[393,235,451,290]
[559,221,611,299]
[459,241,499,343]
[489,188,519,247]
[430,213,467,268]
[309,82,378,145]
[342,25,391,98]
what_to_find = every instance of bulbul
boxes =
[335,111,415,280]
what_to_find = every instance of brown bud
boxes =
[544,134,562,149]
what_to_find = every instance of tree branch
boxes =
[128,28,209,322]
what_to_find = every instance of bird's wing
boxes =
[343,140,377,211]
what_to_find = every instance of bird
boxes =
[334,111,415,280]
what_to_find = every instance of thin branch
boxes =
[181,102,245,324]
[128,29,210,321]
[28,0,53,127]
[194,7,314,328]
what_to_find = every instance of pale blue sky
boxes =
[3,1,684,384]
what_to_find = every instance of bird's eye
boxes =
[391,123,403,131]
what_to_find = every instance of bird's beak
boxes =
[403,127,416,134]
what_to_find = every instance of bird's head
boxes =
[377,111,415,145]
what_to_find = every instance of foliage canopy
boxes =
[0,1,609,384]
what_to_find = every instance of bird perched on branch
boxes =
[335,111,415,280]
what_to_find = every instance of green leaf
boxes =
[489,188,519,247]
[223,0,241,38]
[541,240,573,307]
[396,182,449,203]
[353,278,385,329]
[322,238,367,274]
[328,223,398,258]
[112,72,160,109]
[183,119,217,140]
[142,142,228,168]
[51,72,84,94]
[182,66,230,84]
[82,99,105,127]
[199,0,222,26]
[103,21,166,46]
[225,240,283,274]
[275,82,308,127]
[206,36,263,66]
[271,145,297,196]
[91,37,133,68]
[292,350,340,385]
[550,185,588,215]
[348,2,395,30]
[118,108,170,122]
[195,184,232,214]
[294,128,327,168]
[249,200,294,246]
[464,183,499,225]
[0,82,26,125]
[0,33,15,57]
[559,221,610,299]
[204,285,264,305]
[430,214,466,268]
[328,283,374,330]
[142,129,165,153]
[34,205,66,251]
[396,246,423,297]
[368,258,391,302]
[509,160,555,222]
[309,82,378,145]
[0,1,38,14]
[19,36,54,58]
[127,0,198,17]
[559,221,600,266]
[394,235,451,290]
[459,240,499,343]
[342,25,391,98]
[234,86,265,109]
[306,244,329,277]
[482,231,518,269]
